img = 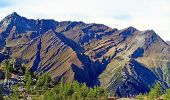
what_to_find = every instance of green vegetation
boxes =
[147,83,163,100]
[25,74,32,93]
[41,81,107,100]
[135,83,170,100]
[0,59,108,99]
[2,60,12,82]
[136,94,144,100]
[0,86,3,100]
[12,85,19,100]
[32,76,107,99]
[3,59,170,100]
[163,89,170,100]
[22,73,108,100]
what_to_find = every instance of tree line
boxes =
[136,83,170,100]
[0,60,108,100]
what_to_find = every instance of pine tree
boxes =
[87,88,95,99]
[163,89,170,100]
[0,86,3,100]
[24,68,30,82]
[44,89,56,100]
[12,85,19,100]
[43,73,51,91]
[136,94,144,100]
[2,60,12,87]
[26,74,32,93]
[147,83,163,99]
[81,83,88,99]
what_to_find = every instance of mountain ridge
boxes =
[167,41,170,45]
[0,12,170,97]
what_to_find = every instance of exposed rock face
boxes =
[167,41,170,45]
[0,12,170,97]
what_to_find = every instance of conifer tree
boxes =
[26,74,32,93]
[147,83,163,100]
[0,86,3,100]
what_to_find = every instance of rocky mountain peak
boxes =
[9,12,20,18]
[119,26,137,37]
[2,12,22,23]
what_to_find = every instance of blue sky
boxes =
[0,1,10,7]
[0,0,170,41]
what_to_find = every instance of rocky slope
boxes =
[0,12,170,97]
[167,41,170,45]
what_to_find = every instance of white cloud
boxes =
[0,0,170,41]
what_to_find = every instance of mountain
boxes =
[167,41,170,45]
[0,12,170,97]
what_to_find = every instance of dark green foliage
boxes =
[42,80,108,100]
[35,73,51,92]
[24,68,33,93]
[0,86,3,100]
[163,89,170,100]
[44,90,56,100]
[0,64,108,99]
[26,77,107,99]
[24,68,30,82]
[12,85,19,100]
[147,83,163,99]
[25,74,32,93]
[136,83,163,100]
[136,94,144,100]
[2,60,12,80]
[2,60,12,72]
[43,73,51,91]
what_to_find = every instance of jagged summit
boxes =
[123,26,137,31]
[2,12,22,21]
[9,12,19,17]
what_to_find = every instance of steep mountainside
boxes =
[0,12,170,97]
[167,41,170,45]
